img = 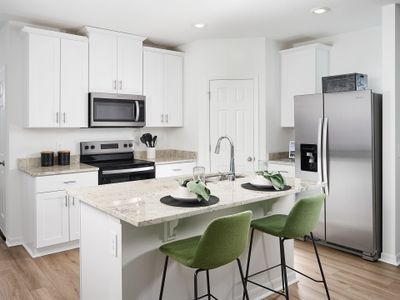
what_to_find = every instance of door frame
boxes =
[206,76,260,172]
[0,65,7,236]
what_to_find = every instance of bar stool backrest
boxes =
[191,211,252,270]
[282,194,325,239]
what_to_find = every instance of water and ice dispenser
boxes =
[300,144,318,172]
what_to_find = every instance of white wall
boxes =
[295,26,382,92]
[1,22,172,243]
[381,3,400,266]
[173,38,267,169]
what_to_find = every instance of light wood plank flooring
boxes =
[0,239,399,299]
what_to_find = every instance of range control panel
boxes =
[80,140,134,155]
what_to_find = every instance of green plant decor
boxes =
[256,171,286,190]
[186,180,211,201]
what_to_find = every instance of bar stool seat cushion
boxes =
[251,214,287,237]
[160,236,201,268]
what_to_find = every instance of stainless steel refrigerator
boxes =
[294,90,382,261]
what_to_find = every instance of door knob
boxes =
[247,157,253,162]
[0,161,4,166]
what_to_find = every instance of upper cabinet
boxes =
[82,27,145,95]
[23,27,89,128]
[144,47,183,127]
[280,43,331,127]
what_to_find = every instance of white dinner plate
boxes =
[249,180,273,188]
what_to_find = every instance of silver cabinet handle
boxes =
[56,112,59,124]
[64,195,68,207]
[102,166,155,175]
[161,114,164,123]
[63,180,77,184]
[72,197,75,206]
[172,168,183,172]
[165,113,168,123]
[113,80,117,90]
[119,80,123,90]
[63,112,66,123]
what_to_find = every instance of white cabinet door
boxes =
[69,196,80,241]
[88,33,117,93]
[163,54,183,127]
[144,50,164,127]
[117,37,143,95]
[36,191,69,248]
[27,34,60,127]
[60,38,88,128]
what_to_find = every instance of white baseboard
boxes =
[5,236,23,247]
[23,240,79,258]
[380,252,400,266]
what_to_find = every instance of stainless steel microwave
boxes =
[89,93,146,128]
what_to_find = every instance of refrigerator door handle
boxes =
[317,117,324,186]
[322,117,329,195]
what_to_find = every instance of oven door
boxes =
[99,166,155,185]
[90,93,146,128]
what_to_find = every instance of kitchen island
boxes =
[67,175,323,300]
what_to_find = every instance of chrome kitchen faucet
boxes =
[214,135,235,181]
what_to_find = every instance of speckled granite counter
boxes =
[135,149,197,165]
[18,156,98,176]
[67,175,322,227]
[269,158,295,166]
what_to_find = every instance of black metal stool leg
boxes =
[279,238,286,294]
[194,269,201,300]
[280,238,289,300]
[159,256,169,300]
[206,270,211,300]
[243,228,255,300]
[310,232,330,300]
[237,258,250,300]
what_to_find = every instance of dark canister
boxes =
[41,151,54,167]
[58,150,71,166]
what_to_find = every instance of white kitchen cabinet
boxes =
[36,191,69,248]
[23,171,98,257]
[23,27,88,128]
[60,38,89,127]
[144,47,183,127]
[156,162,196,178]
[83,27,145,95]
[280,43,331,127]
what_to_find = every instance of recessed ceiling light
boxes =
[193,23,206,29]
[311,7,330,14]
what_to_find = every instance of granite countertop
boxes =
[67,175,323,227]
[18,156,98,177]
[135,149,197,165]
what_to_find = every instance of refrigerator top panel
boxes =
[294,93,323,181]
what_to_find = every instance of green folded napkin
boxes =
[256,171,286,191]
[186,180,211,201]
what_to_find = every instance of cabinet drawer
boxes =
[156,162,196,178]
[35,172,98,193]
[268,163,295,178]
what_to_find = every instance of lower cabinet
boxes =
[23,171,98,257]
[156,162,196,178]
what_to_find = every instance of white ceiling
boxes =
[0,0,397,47]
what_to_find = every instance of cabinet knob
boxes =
[247,156,253,162]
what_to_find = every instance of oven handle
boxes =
[102,166,155,175]
[135,101,140,122]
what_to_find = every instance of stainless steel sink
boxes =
[205,173,245,183]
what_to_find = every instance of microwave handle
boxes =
[135,101,140,122]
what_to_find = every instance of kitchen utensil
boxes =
[152,136,157,147]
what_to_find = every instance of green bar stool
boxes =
[243,194,330,300]
[159,211,252,300]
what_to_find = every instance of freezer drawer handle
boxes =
[102,166,155,175]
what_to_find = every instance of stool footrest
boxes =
[246,279,286,297]
[286,265,325,283]
[195,293,218,300]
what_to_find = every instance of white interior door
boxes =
[0,66,6,234]
[209,79,255,173]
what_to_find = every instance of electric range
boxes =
[80,140,155,185]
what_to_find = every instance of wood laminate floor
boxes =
[0,239,399,299]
